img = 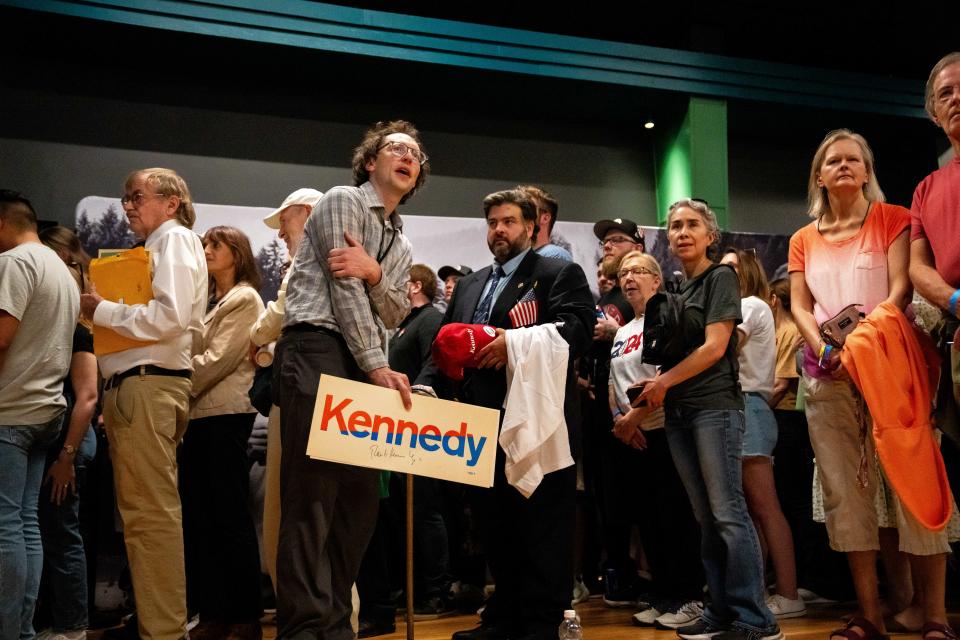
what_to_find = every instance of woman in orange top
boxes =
[789,130,950,640]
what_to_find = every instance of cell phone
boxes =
[595,305,606,320]
[626,383,647,407]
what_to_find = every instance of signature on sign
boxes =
[369,444,422,467]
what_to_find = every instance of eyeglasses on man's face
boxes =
[120,192,170,207]
[618,266,657,280]
[378,141,428,165]
[600,235,635,248]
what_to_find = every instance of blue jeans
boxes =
[39,426,96,632]
[0,413,63,640]
[664,407,776,633]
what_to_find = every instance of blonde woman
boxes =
[789,129,950,640]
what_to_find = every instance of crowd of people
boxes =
[0,51,959,640]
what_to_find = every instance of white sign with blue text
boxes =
[306,375,499,487]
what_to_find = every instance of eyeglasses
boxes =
[378,141,428,165]
[120,192,170,207]
[618,266,657,280]
[600,236,635,248]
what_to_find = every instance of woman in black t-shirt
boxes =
[637,199,780,640]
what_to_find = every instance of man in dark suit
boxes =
[415,188,595,640]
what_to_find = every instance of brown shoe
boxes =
[224,622,263,640]
[189,622,228,640]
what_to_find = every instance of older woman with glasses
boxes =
[637,199,780,640]
[608,250,704,629]
[790,130,951,640]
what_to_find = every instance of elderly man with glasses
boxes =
[80,168,207,640]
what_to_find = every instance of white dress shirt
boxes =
[94,219,207,378]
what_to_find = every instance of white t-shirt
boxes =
[609,316,664,430]
[738,296,776,400]
[0,242,80,425]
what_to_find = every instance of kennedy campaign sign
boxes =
[306,375,499,487]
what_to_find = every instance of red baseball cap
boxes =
[431,323,498,381]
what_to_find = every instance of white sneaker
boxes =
[571,577,590,605]
[765,594,807,619]
[655,600,704,629]
[796,587,837,605]
[632,607,662,626]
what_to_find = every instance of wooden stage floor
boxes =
[253,596,956,640]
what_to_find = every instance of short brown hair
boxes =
[925,52,960,122]
[769,278,791,313]
[126,168,197,228]
[482,189,539,240]
[202,225,261,292]
[351,120,429,205]
[409,263,437,300]
[0,189,38,231]
[517,185,558,232]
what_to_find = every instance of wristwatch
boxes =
[62,444,77,456]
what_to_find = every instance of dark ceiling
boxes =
[324,1,953,82]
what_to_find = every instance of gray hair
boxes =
[926,52,960,122]
[666,198,720,247]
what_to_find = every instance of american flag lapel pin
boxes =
[508,281,539,328]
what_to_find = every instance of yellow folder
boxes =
[88,247,158,356]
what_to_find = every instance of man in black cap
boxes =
[438,264,473,304]
[589,218,646,607]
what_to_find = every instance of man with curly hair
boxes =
[275,120,429,639]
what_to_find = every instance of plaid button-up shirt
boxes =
[283,181,412,372]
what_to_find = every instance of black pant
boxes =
[772,409,853,600]
[479,449,576,639]
[357,495,402,624]
[180,412,262,622]
[633,429,704,600]
[596,429,643,576]
[275,330,380,640]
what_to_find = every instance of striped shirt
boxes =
[283,182,412,372]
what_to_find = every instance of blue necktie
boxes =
[472,267,504,324]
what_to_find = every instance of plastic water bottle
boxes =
[558,609,582,640]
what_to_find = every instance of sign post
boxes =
[307,375,500,639]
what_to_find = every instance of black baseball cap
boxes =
[438,264,473,280]
[593,218,645,248]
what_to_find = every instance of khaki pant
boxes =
[263,404,282,590]
[103,374,191,640]
[804,374,949,555]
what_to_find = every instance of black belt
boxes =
[104,365,191,391]
[282,323,340,337]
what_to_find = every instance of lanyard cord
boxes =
[376,224,398,263]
